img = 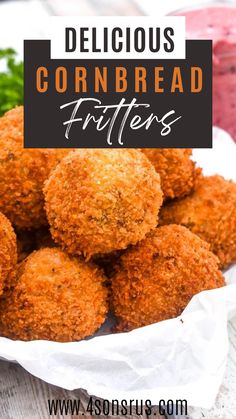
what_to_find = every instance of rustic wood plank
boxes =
[0,361,164,419]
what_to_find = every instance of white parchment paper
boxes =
[0,127,235,409]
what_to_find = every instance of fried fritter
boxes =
[159,175,236,268]
[0,106,69,229]
[142,148,200,200]
[44,149,163,259]
[111,225,224,331]
[0,248,108,342]
[0,211,17,294]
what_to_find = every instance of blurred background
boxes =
[1,0,233,21]
[0,0,234,57]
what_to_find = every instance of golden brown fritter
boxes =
[111,225,224,332]
[0,211,17,294]
[0,105,23,132]
[0,247,108,342]
[142,148,201,200]
[44,149,163,259]
[159,175,236,268]
[0,106,70,229]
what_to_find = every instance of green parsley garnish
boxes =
[0,48,23,116]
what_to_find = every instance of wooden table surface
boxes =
[0,360,165,419]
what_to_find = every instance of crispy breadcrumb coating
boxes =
[142,149,201,200]
[0,248,108,342]
[111,225,225,331]
[0,107,69,229]
[159,175,236,268]
[0,105,23,132]
[44,149,163,259]
[0,211,17,294]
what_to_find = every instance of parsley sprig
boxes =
[0,48,23,116]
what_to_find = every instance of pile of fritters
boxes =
[0,106,235,342]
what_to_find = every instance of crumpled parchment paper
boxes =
[0,127,235,409]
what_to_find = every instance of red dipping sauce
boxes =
[175,3,236,140]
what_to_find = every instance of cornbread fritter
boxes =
[142,148,200,200]
[111,225,225,331]
[0,211,17,294]
[0,248,108,342]
[44,149,163,259]
[0,106,69,229]
[159,175,236,268]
